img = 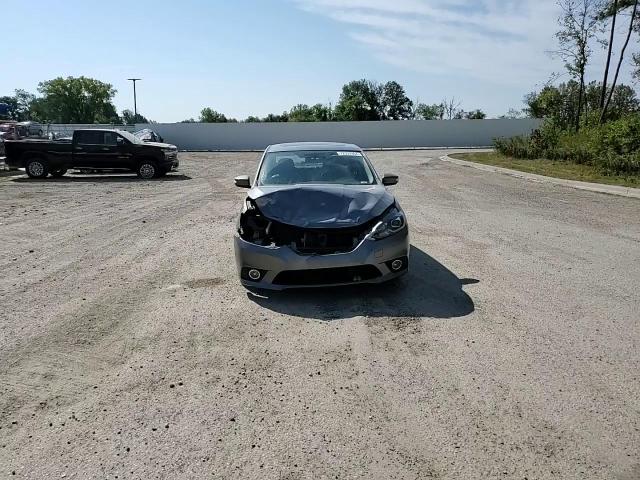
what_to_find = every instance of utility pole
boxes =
[127,78,141,118]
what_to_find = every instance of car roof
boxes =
[75,128,124,133]
[266,142,362,153]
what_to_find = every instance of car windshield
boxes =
[258,150,376,186]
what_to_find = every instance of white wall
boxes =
[134,119,542,151]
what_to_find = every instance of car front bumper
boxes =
[164,154,179,170]
[234,227,409,290]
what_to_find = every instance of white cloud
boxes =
[293,0,566,87]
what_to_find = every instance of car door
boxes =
[74,131,119,168]
[101,131,125,168]
[113,133,135,169]
[74,130,105,167]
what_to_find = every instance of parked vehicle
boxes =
[18,121,44,137]
[4,129,179,179]
[0,123,19,141]
[234,142,409,290]
[134,128,164,143]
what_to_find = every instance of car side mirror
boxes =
[235,175,251,188]
[117,137,124,145]
[382,174,399,186]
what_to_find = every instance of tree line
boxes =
[184,80,487,123]
[529,0,640,130]
[1,77,489,125]
[494,0,640,179]
[0,77,149,125]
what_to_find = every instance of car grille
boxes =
[272,265,382,286]
[270,221,376,255]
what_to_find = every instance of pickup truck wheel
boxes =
[51,168,67,178]
[137,161,158,179]
[25,159,49,179]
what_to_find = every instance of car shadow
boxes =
[11,174,192,183]
[247,246,477,320]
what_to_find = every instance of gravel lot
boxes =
[1,150,639,479]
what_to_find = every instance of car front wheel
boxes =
[137,161,158,179]
[25,159,49,179]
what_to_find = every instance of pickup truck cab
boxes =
[4,129,179,179]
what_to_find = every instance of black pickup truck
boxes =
[4,129,179,179]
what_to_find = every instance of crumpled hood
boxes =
[138,141,176,149]
[249,184,395,228]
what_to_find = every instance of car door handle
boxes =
[101,147,110,151]
[75,146,83,151]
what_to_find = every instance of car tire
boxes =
[51,168,67,178]
[137,160,158,179]
[25,158,49,179]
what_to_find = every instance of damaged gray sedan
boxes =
[234,142,409,289]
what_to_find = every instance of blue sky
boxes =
[3,0,637,121]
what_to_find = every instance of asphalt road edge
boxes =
[440,154,640,199]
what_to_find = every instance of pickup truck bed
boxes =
[5,129,178,179]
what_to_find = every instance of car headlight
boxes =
[370,207,406,240]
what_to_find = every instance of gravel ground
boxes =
[0,150,639,480]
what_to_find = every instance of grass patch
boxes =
[449,152,640,188]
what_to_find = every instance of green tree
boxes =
[199,108,228,123]
[245,116,262,123]
[263,112,289,122]
[414,103,445,120]
[122,109,149,125]
[553,0,601,130]
[525,80,638,126]
[601,0,639,122]
[525,82,580,128]
[599,0,636,16]
[380,81,413,120]
[598,0,640,87]
[32,76,119,123]
[289,104,315,122]
[464,109,487,119]
[0,95,19,120]
[586,82,640,119]
[598,0,621,111]
[334,80,382,121]
[309,103,332,121]
[289,103,333,122]
[0,90,37,121]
